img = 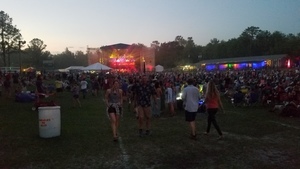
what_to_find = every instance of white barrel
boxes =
[38,106,61,138]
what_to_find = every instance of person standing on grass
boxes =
[71,82,81,108]
[55,77,64,94]
[204,80,224,140]
[3,75,12,98]
[182,78,201,140]
[0,77,3,97]
[127,78,135,112]
[105,80,123,142]
[80,78,88,99]
[12,71,20,93]
[121,79,128,101]
[171,83,177,113]
[91,78,100,97]
[135,75,156,137]
[36,75,46,94]
[152,81,162,117]
[166,82,175,117]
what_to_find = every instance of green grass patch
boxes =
[0,91,299,169]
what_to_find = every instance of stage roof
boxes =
[197,54,288,64]
[100,43,130,50]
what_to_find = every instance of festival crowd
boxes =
[1,67,300,141]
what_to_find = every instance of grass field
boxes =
[0,89,300,169]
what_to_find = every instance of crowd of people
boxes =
[1,67,300,141]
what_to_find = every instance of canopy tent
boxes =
[57,66,85,73]
[155,65,164,72]
[83,62,112,71]
[65,66,85,70]
[57,69,69,73]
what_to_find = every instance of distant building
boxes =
[196,54,290,71]
[87,43,155,72]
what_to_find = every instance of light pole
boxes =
[18,40,26,73]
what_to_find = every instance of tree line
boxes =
[153,26,300,68]
[0,11,87,70]
[1,10,300,70]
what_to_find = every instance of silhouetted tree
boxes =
[0,11,23,66]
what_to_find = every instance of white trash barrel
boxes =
[38,106,61,138]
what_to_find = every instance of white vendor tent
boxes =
[65,66,85,71]
[155,65,164,72]
[57,66,84,72]
[57,69,69,73]
[83,62,112,71]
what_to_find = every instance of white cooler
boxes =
[38,106,61,138]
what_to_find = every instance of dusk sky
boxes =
[1,0,300,54]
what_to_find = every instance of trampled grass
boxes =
[0,91,299,169]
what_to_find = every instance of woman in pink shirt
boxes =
[204,80,224,140]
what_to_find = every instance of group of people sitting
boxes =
[222,69,300,117]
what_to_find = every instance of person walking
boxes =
[91,78,100,97]
[134,75,156,137]
[182,78,201,140]
[204,80,225,140]
[166,82,175,117]
[105,80,123,142]
[71,82,81,108]
[152,81,162,117]
[80,78,88,99]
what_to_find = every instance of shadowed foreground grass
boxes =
[0,91,299,169]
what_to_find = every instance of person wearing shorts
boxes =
[134,75,156,137]
[80,78,88,99]
[182,78,201,140]
[105,80,123,142]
